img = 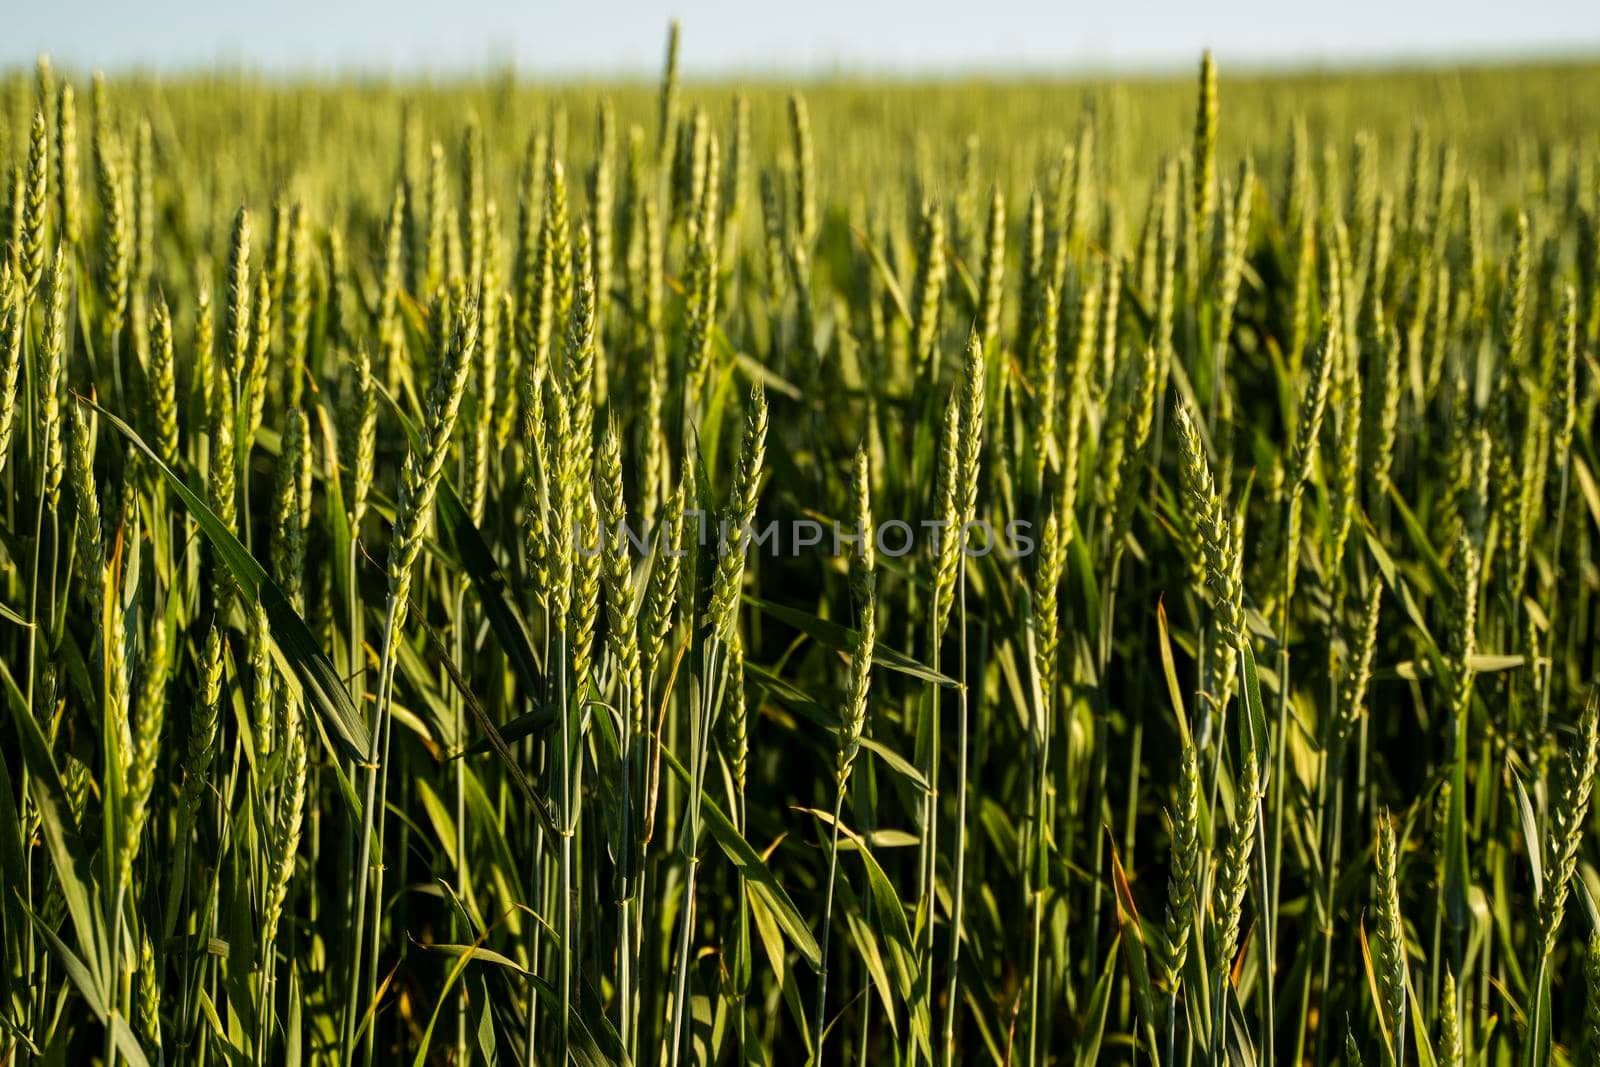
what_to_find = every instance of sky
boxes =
[9,0,1600,78]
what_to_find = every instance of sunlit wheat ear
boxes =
[1364,303,1400,497]
[545,157,573,334]
[932,388,962,643]
[1439,968,1461,1067]
[708,384,768,640]
[1108,342,1157,545]
[1193,51,1217,245]
[223,207,253,385]
[1448,530,1478,722]
[787,238,817,367]
[242,271,273,451]
[683,211,720,401]
[1098,254,1123,398]
[1328,320,1362,578]
[263,699,307,961]
[132,119,154,294]
[1212,159,1253,387]
[272,407,308,610]
[1287,202,1316,367]
[208,358,238,618]
[564,222,598,444]
[543,371,574,630]
[179,626,225,830]
[955,136,982,267]
[566,238,602,686]
[673,106,708,228]
[1028,282,1058,495]
[122,610,170,892]
[1033,506,1066,713]
[1371,813,1407,1059]
[492,290,520,450]
[1537,694,1599,956]
[1506,210,1531,367]
[1335,581,1382,748]
[1163,742,1201,988]
[758,169,786,301]
[1214,740,1261,979]
[598,419,640,698]
[641,461,688,673]
[68,405,106,620]
[192,270,215,424]
[249,602,276,761]
[387,288,479,636]
[461,117,487,293]
[1153,160,1178,365]
[266,196,291,306]
[1058,260,1100,500]
[422,141,448,293]
[377,185,405,349]
[724,632,748,794]
[137,930,161,1048]
[589,105,615,379]
[978,187,1005,358]
[1551,284,1578,457]
[1173,397,1243,647]
[149,295,179,467]
[788,93,815,246]
[836,445,876,791]
[345,345,377,536]
[21,111,48,294]
[910,199,946,377]
[56,82,78,247]
[813,444,877,1059]
[656,20,681,164]
[636,198,668,494]
[324,224,349,352]
[957,331,985,534]
[724,94,751,254]
[40,247,69,507]
[284,204,312,405]
[0,280,21,477]
[1290,276,1339,492]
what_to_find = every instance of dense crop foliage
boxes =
[3,26,1600,1065]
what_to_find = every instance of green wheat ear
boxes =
[598,419,640,699]
[788,93,816,247]
[0,278,21,477]
[1193,51,1218,246]
[1174,396,1243,647]
[1372,812,1407,1060]
[56,82,79,247]
[1537,693,1599,956]
[932,387,962,643]
[21,111,48,294]
[1163,741,1201,987]
[149,295,179,467]
[1214,739,1261,983]
[836,445,876,789]
[1439,968,1461,1067]
[40,246,69,506]
[910,199,946,377]
[68,404,106,620]
[707,384,768,640]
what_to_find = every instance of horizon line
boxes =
[11,39,1600,85]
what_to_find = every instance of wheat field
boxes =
[1,23,1600,1065]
